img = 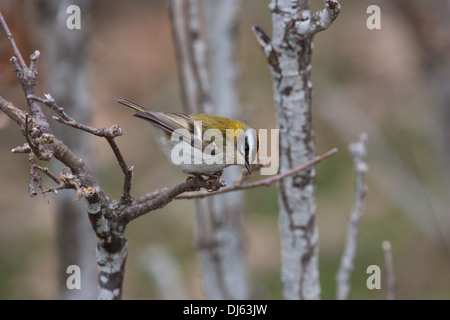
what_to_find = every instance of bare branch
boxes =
[382,240,395,300]
[0,96,98,198]
[167,0,213,113]
[0,17,53,154]
[28,94,122,138]
[0,96,27,127]
[105,136,134,204]
[27,153,51,202]
[336,133,369,300]
[11,143,32,154]
[27,153,39,198]
[23,114,36,153]
[120,175,227,224]
[135,189,167,204]
[0,11,26,68]
[177,147,338,199]
[7,46,49,132]
[28,93,133,204]
[34,164,63,185]
[251,26,272,55]
[296,0,341,36]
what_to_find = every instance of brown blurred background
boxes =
[1,0,450,299]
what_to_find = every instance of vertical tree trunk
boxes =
[202,0,247,300]
[168,0,247,299]
[37,0,97,299]
[395,0,450,250]
[253,0,340,299]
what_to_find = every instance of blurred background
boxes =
[1,0,450,299]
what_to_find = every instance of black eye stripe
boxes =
[256,134,260,154]
[245,136,249,157]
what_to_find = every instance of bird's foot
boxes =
[186,174,204,191]
[205,171,225,192]
[186,171,225,192]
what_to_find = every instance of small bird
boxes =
[116,97,259,176]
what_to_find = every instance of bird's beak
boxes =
[245,159,252,175]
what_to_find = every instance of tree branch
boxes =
[253,0,341,300]
[336,133,369,300]
[382,240,395,300]
[167,0,212,114]
[27,93,134,204]
[295,0,341,36]
[0,96,27,128]
[251,26,273,58]
[177,147,338,199]
[1,10,49,133]
[119,175,227,224]
[0,11,26,68]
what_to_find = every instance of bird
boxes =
[115,97,259,177]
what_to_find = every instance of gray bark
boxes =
[202,0,247,300]
[140,245,187,299]
[253,0,340,299]
[395,0,450,251]
[168,0,247,299]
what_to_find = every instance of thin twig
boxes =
[27,153,38,198]
[177,147,338,199]
[34,164,63,185]
[0,11,26,68]
[23,114,35,151]
[382,240,395,300]
[27,153,49,203]
[105,137,134,204]
[27,152,72,200]
[28,94,123,138]
[11,143,32,154]
[1,12,50,132]
[336,133,369,300]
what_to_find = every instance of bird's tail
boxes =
[115,96,149,113]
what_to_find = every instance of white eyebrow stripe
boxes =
[246,129,258,156]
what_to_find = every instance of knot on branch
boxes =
[10,50,40,87]
[60,167,83,201]
[325,0,341,16]
[22,115,54,161]
[186,174,227,192]
[81,186,100,205]
[11,143,32,154]
[106,125,123,138]
[34,133,54,160]
[205,177,226,192]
